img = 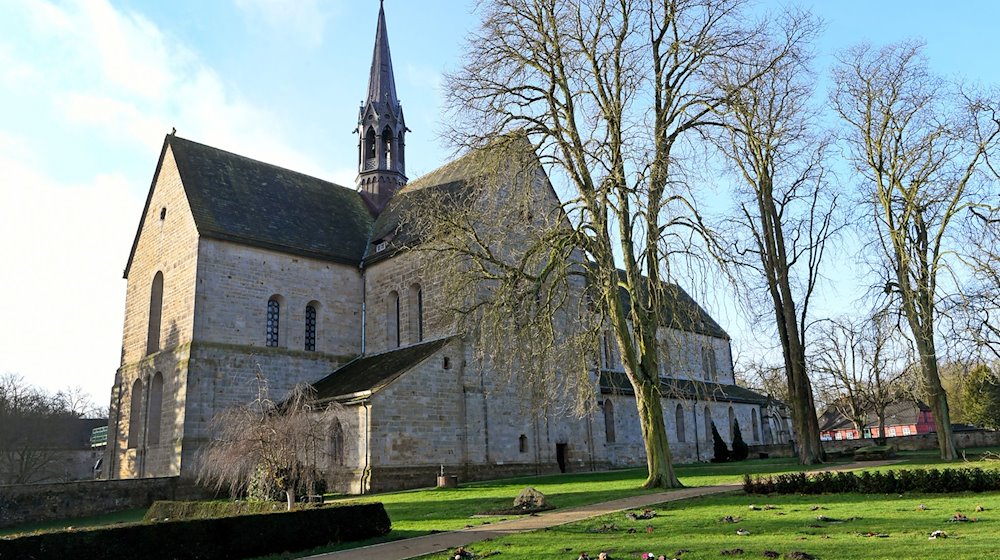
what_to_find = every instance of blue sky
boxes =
[0,0,997,408]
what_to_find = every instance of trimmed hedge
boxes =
[744,467,1000,495]
[0,502,390,560]
[144,500,295,522]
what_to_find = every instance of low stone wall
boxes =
[0,477,208,529]
[821,429,1000,455]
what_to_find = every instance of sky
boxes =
[0,0,997,410]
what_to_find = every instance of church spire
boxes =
[356,0,407,215]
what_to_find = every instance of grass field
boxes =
[428,491,1000,560]
[5,447,1000,560]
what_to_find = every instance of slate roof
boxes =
[125,135,374,276]
[612,271,729,339]
[312,336,455,402]
[819,400,933,432]
[362,139,507,263]
[599,370,768,404]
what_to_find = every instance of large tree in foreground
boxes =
[198,375,344,510]
[438,0,805,487]
[709,12,831,463]
[832,41,1000,459]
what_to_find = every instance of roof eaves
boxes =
[123,135,172,278]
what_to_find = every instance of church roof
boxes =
[312,336,455,402]
[614,273,730,339]
[599,370,768,405]
[125,135,374,276]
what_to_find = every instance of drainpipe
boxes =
[360,267,367,355]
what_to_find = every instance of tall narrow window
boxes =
[382,128,393,168]
[704,406,712,441]
[675,404,686,443]
[603,400,616,443]
[127,378,143,449]
[709,349,719,381]
[148,372,163,446]
[387,291,400,348]
[519,434,528,453]
[751,409,760,442]
[329,420,345,467]
[266,297,281,347]
[701,346,710,380]
[364,128,376,162]
[408,284,423,343]
[146,272,164,355]
[305,303,317,352]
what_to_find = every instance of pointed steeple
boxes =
[356,0,407,215]
[366,1,398,110]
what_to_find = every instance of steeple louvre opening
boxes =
[356,1,407,215]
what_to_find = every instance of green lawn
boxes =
[5,446,1000,560]
[424,491,1000,560]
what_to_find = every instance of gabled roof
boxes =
[312,336,455,402]
[599,370,768,405]
[819,399,933,432]
[124,135,374,276]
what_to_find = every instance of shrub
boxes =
[744,467,1000,495]
[711,422,730,463]
[0,502,390,560]
[730,419,749,461]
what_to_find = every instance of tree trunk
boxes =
[285,488,295,511]
[916,338,957,459]
[876,414,887,445]
[774,286,824,464]
[633,377,682,488]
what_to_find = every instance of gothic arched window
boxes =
[675,404,686,443]
[146,271,164,355]
[329,420,345,467]
[266,297,281,347]
[148,372,163,446]
[305,303,318,352]
[127,378,143,449]
[604,400,616,443]
[519,434,528,453]
[387,291,400,348]
[382,127,394,168]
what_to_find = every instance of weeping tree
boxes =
[832,41,1000,459]
[197,373,346,510]
[707,10,832,463]
[433,0,808,488]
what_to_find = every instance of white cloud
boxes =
[234,0,339,48]
[0,0,337,402]
[0,133,140,402]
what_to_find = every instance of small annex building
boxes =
[105,3,784,493]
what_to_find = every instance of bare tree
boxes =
[811,313,908,444]
[197,373,345,510]
[0,373,81,484]
[435,0,806,488]
[708,9,831,463]
[831,41,1000,459]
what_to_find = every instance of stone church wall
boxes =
[108,146,200,480]
[363,250,451,355]
[193,239,363,356]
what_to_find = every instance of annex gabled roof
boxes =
[599,370,768,405]
[124,135,374,277]
[312,336,455,402]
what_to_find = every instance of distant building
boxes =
[0,417,107,485]
[819,400,935,441]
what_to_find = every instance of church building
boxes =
[105,3,783,493]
